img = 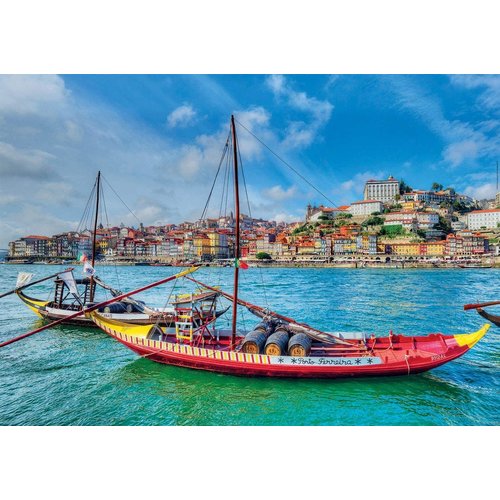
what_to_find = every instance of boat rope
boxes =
[404,354,411,376]
[235,118,339,208]
[99,177,122,291]
[76,179,97,234]
[200,130,231,221]
[101,174,142,226]
[237,144,270,310]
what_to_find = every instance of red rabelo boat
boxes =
[90,116,489,379]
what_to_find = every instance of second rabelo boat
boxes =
[90,115,489,379]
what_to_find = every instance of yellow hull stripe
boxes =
[96,314,277,365]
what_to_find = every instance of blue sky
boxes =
[0,74,499,247]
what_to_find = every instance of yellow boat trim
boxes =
[92,312,154,338]
[16,292,49,318]
[454,324,490,348]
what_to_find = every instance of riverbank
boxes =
[3,256,500,268]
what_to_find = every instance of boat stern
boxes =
[453,324,490,349]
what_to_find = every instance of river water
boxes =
[0,264,498,425]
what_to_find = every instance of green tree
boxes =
[432,182,443,192]
[365,216,385,226]
[255,252,272,260]
[399,179,413,194]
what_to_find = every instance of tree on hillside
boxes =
[432,182,443,191]
[399,179,413,194]
[256,252,272,260]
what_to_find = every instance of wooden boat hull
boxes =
[16,290,174,327]
[477,308,500,327]
[92,313,489,379]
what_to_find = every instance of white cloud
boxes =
[442,140,479,168]
[0,75,68,115]
[450,75,500,111]
[273,211,303,223]
[175,145,204,179]
[464,182,497,200]
[263,185,297,201]
[0,141,57,178]
[0,75,330,246]
[166,104,197,128]
[386,75,499,169]
[266,75,333,149]
[333,170,386,202]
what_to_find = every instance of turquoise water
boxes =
[0,264,498,425]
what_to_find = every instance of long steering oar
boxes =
[0,266,199,349]
[0,268,74,300]
[464,300,500,310]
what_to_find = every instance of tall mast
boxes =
[90,170,101,301]
[231,115,240,349]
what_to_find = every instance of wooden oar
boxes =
[0,266,199,349]
[464,300,500,310]
[0,268,74,299]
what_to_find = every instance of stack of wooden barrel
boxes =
[240,321,312,357]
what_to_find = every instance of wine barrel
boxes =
[101,302,128,314]
[288,333,312,357]
[264,327,289,356]
[240,330,268,354]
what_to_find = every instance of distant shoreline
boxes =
[2,258,499,269]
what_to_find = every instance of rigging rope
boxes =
[101,174,142,226]
[235,118,339,208]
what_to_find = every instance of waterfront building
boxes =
[333,236,357,254]
[467,209,500,230]
[421,241,446,256]
[256,234,282,257]
[363,176,400,203]
[349,200,383,216]
[207,231,229,258]
[306,204,349,222]
[385,242,420,256]
[402,189,456,205]
[193,233,212,260]
[356,234,378,254]
[445,231,488,257]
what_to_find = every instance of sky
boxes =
[0,73,499,248]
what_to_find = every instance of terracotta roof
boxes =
[469,209,500,214]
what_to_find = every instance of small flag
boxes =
[16,272,34,288]
[83,260,96,277]
[58,270,78,296]
[235,258,249,269]
[79,253,88,263]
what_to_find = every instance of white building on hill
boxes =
[349,200,383,216]
[363,176,400,202]
[467,209,500,230]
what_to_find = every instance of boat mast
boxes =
[231,115,240,349]
[90,170,101,302]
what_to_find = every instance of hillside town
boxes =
[6,177,500,267]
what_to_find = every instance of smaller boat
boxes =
[464,300,500,327]
[458,263,492,269]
